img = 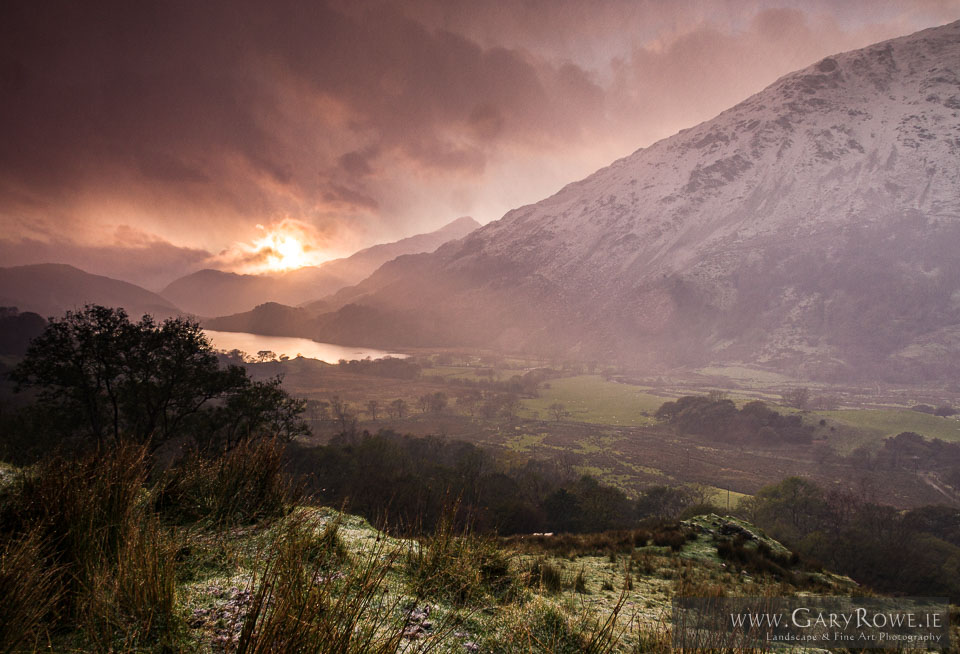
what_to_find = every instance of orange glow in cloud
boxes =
[215,219,336,274]
[252,226,309,271]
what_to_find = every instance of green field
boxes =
[704,486,748,509]
[696,365,799,385]
[819,409,960,446]
[523,375,665,426]
[427,365,492,381]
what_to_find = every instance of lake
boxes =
[203,329,405,363]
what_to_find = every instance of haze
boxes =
[1,0,957,288]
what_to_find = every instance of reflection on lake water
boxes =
[203,329,405,363]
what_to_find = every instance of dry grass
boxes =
[405,504,518,606]
[236,514,442,654]
[0,529,62,653]
[0,442,181,650]
[155,438,294,527]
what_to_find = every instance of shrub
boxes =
[651,526,688,551]
[716,536,795,583]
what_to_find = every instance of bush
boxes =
[651,525,689,551]
[716,535,795,582]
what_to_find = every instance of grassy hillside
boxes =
[179,508,862,653]
[0,440,865,653]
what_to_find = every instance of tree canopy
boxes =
[11,305,307,449]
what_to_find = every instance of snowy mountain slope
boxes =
[313,21,960,380]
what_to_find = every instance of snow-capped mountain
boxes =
[313,21,960,381]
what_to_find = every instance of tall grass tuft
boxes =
[0,529,61,653]
[0,441,181,648]
[236,514,432,654]
[526,558,565,594]
[405,503,518,606]
[79,513,181,649]
[155,438,293,527]
[482,592,629,654]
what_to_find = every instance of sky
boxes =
[1,0,958,289]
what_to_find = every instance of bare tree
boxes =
[389,398,408,419]
[428,392,448,413]
[782,387,811,410]
[305,399,330,423]
[366,399,379,421]
[707,390,728,403]
[548,402,568,422]
[330,395,356,432]
[499,394,522,422]
[456,390,482,417]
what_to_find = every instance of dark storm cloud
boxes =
[322,184,380,211]
[0,0,956,283]
[0,0,603,247]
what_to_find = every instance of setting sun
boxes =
[237,220,333,273]
[255,231,307,271]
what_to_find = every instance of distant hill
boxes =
[0,264,180,320]
[295,21,960,381]
[0,307,47,355]
[162,216,479,317]
[205,302,319,338]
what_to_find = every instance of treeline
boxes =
[657,395,813,445]
[427,368,560,398]
[742,477,960,600]
[336,356,421,379]
[287,430,700,536]
[846,431,960,488]
[911,403,957,417]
